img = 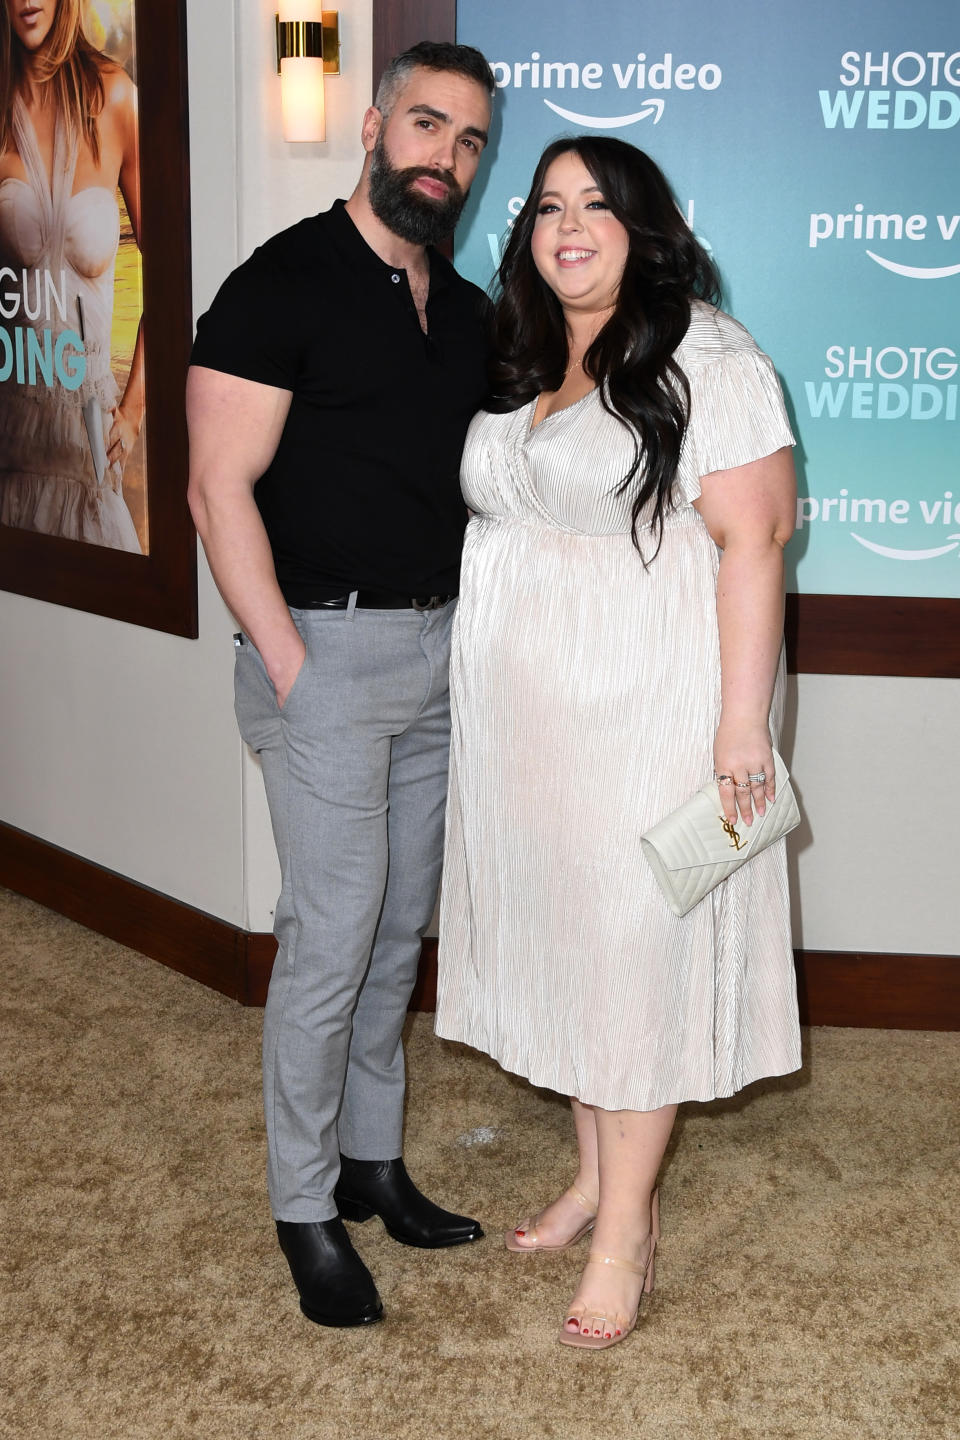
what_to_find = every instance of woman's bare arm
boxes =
[693,446,796,826]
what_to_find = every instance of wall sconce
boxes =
[276,5,340,142]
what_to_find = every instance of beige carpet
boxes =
[2,885,958,1440]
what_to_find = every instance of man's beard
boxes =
[368,132,467,246]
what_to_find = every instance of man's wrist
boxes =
[263,630,306,689]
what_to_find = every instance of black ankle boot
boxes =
[334,1156,484,1249]
[276,1217,383,1327]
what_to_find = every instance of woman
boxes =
[436,137,802,1349]
[0,0,143,550]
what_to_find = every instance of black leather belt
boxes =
[287,589,456,612]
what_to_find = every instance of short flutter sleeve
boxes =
[675,305,795,505]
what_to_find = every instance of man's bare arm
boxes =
[186,365,305,705]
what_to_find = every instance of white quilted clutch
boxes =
[640,750,800,917]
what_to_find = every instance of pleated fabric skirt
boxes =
[436,508,801,1111]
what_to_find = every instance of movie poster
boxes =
[0,0,147,554]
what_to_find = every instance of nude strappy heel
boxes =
[558,1186,660,1350]
[559,1242,656,1350]
[504,1183,597,1252]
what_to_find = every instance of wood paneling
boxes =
[786,595,960,677]
[794,949,960,1031]
[410,934,960,1032]
[2,822,958,1029]
[246,931,278,1009]
[0,822,245,1000]
[372,0,458,93]
[409,937,439,1011]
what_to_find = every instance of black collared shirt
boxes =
[191,200,489,600]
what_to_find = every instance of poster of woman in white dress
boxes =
[0,0,146,553]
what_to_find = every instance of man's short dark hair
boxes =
[374,41,496,118]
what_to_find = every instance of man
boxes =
[186,42,495,1328]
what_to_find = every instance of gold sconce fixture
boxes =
[276,6,340,143]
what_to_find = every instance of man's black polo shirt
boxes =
[191,200,489,601]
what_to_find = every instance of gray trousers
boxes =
[234,600,454,1222]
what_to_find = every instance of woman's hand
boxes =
[106,404,141,487]
[713,720,776,828]
[696,446,795,832]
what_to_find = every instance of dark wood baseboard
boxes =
[792,948,960,1030]
[409,941,960,1031]
[0,822,438,1011]
[243,931,437,1010]
[2,821,957,1028]
[1,822,258,1003]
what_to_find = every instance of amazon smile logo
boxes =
[543,97,664,128]
[809,206,960,279]
[850,533,960,560]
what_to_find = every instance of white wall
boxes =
[789,675,960,955]
[0,0,956,955]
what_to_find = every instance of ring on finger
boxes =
[735,780,751,790]
[716,774,734,785]
[748,772,766,784]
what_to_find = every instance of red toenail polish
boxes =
[615,1329,621,1336]
[515,1229,525,1236]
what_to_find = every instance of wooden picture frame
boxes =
[0,0,196,638]
[373,0,960,678]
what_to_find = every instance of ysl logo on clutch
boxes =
[719,816,744,851]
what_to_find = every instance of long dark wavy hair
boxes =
[489,136,722,558]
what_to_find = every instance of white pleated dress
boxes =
[435,303,803,1111]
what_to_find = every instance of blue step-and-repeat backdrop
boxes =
[455,0,959,598]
